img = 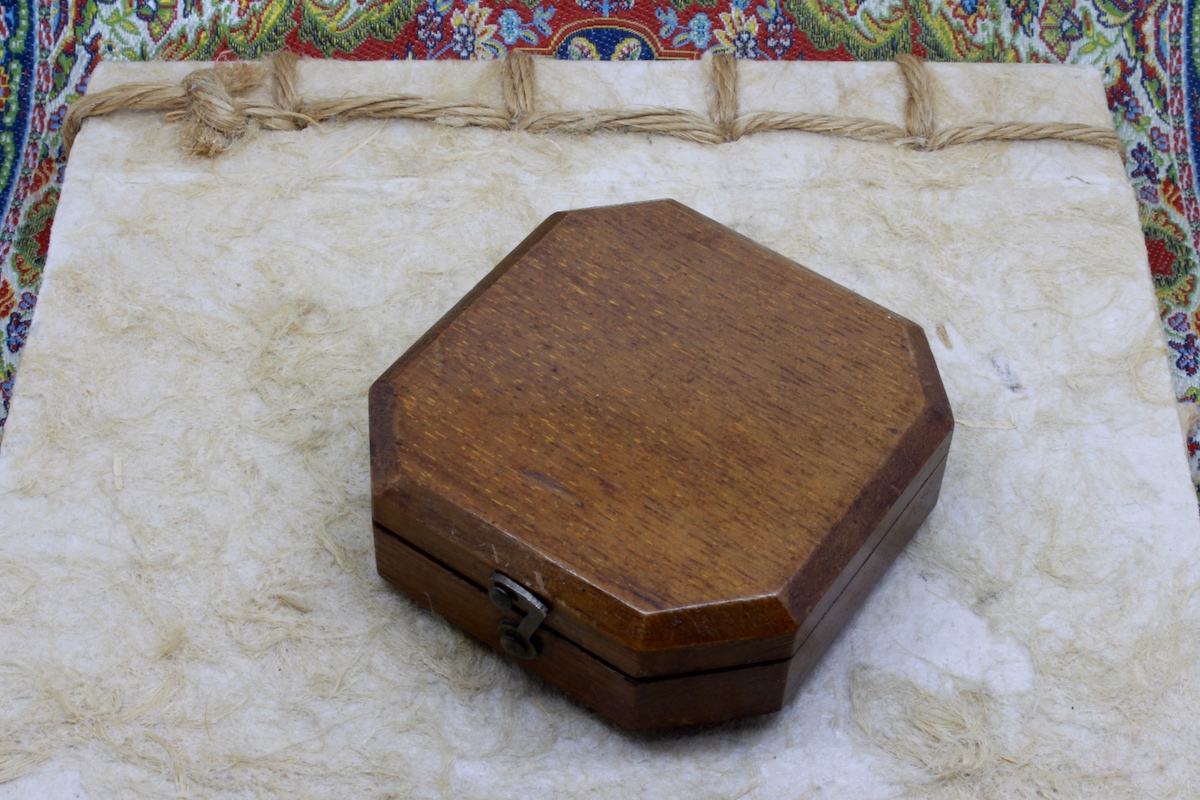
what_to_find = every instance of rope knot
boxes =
[169,63,266,157]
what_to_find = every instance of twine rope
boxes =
[62,51,1124,158]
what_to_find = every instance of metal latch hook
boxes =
[487,573,549,660]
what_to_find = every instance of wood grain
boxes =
[371,199,953,686]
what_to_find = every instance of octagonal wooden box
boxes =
[370,200,953,730]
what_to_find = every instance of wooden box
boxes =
[370,200,953,730]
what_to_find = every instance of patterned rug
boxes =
[2,0,1196,489]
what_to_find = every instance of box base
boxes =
[373,450,947,731]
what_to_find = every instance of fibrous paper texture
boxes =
[1,59,1197,798]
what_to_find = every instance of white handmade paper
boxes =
[0,59,1196,798]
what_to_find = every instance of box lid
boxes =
[370,200,952,679]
